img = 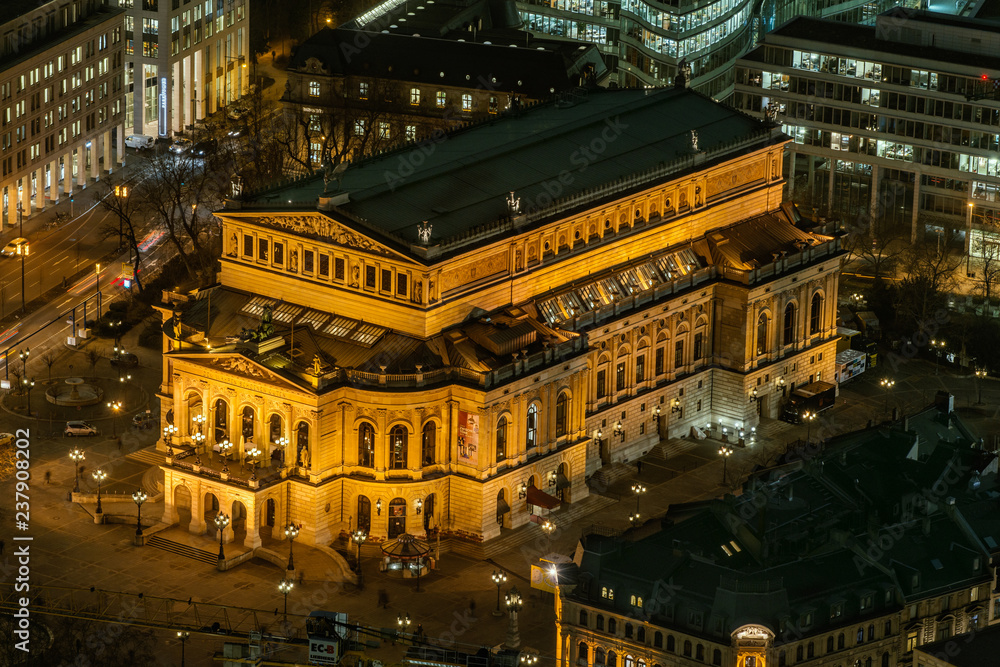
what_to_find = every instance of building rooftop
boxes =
[236,87,778,256]
[571,401,998,640]
[287,27,606,99]
[915,622,1000,665]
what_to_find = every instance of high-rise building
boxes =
[154,85,841,556]
[733,8,1000,255]
[0,0,126,226]
[119,0,247,138]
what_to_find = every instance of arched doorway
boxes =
[423,493,436,532]
[231,500,248,543]
[557,462,571,502]
[496,489,510,529]
[265,498,276,528]
[203,492,220,528]
[421,422,435,466]
[241,406,255,443]
[213,399,228,443]
[173,485,192,527]
[388,498,406,538]
[269,414,282,443]
[186,392,203,432]
[357,495,371,533]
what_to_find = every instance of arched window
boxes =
[526,403,538,450]
[666,635,675,652]
[695,645,704,661]
[783,302,796,346]
[556,392,569,437]
[622,655,634,667]
[624,623,633,639]
[778,650,786,667]
[712,649,721,666]
[389,425,407,469]
[827,637,834,652]
[636,627,645,642]
[653,631,663,648]
[857,627,864,643]
[868,624,875,641]
[683,640,692,657]
[213,398,227,442]
[296,421,309,463]
[422,422,436,466]
[595,649,605,666]
[608,618,617,634]
[596,615,604,631]
[865,658,872,667]
[578,643,589,664]
[807,642,814,658]
[756,312,769,356]
[579,610,588,626]
[269,414,282,442]
[795,646,803,661]
[810,292,823,335]
[358,423,374,467]
[241,406,255,439]
[837,633,845,649]
[607,652,617,667]
[357,495,371,532]
[496,416,508,462]
[881,652,890,667]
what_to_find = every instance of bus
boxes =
[781,381,837,423]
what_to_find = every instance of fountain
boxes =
[46,377,103,407]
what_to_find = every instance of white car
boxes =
[0,433,14,447]
[64,421,98,436]
[0,237,28,257]
[169,138,193,154]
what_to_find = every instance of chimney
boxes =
[935,391,954,415]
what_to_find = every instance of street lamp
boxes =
[521,653,539,667]
[22,377,33,414]
[880,378,895,415]
[192,432,204,466]
[285,523,300,571]
[397,612,411,639]
[215,512,230,561]
[132,489,147,536]
[541,519,555,534]
[631,482,646,516]
[18,347,28,378]
[628,511,641,526]
[219,438,232,472]
[93,468,107,514]
[276,436,288,467]
[976,367,988,405]
[278,578,294,616]
[492,570,508,615]
[69,448,85,492]
[749,387,758,404]
[931,339,947,375]
[17,239,28,314]
[248,446,261,479]
[163,424,177,455]
[118,373,131,400]
[802,410,816,444]
[505,586,523,649]
[192,413,205,433]
[352,529,367,584]
[614,419,624,442]
[718,445,733,485]
[108,400,122,437]
[177,631,190,667]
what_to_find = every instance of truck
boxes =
[782,381,837,423]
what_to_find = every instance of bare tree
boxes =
[972,232,1000,308]
[842,213,910,280]
[40,351,55,382]
[99,176,146,292]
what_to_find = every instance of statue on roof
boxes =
[690,130,699,152]
[239,304,275,342]
[312,354,323,376]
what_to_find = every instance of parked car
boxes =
[0,237,28,257]
[132,413,156,429]
[124,134,155,150]
[64,421,98,436]
[110,352,139,368]
[0,433,14,447]
[169,138,193,154]
[190,139,218,157]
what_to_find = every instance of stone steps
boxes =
[649,438,697,460]
[587,461,637,498]
[127,446,165,467]
[146,534,218,564]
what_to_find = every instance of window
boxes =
[578,643,588,663]
[335,258,345,280]
[695,646,704,662]
[857,627,864,643]
[309,81,320,97]
[319,254,329,277]
[667,636,675,652]
[693,332,704,360]
[906,631,917,652]
[410,87,420,105]
[359,81,369,99]
[837,633,845,649]
[273,243,284,266]
[712,649,721,666]
[462,93,473,111]
[258,238,268,262]
[381,269,392,292]
[608,618,617,634]
[783,303,795,345]
[309,114,321,132]
[831,603,843,619]
[354,119,366,136]
[596,617,604,632]
[421,422,435,466]
[683,641,692,658]
[436,91,446,107]
[243,234,253,256]
[674,340,684,368]
[861,594,873,611]
[378,121,390,139]
[624,623,633,639]
[405,125,417,141]
[526,404,538,449]
[653,632,662,649]
[636,355,645,383]
[826,637,834,652]
[365,265,376,289]
[597,369,607,398]
[756,312,768,356]
[616,362,626,391]
[389,425,407,469]
[807,642,814,659]
[868,624,875,641]
[358,423,374,467]
[579,610,588,626]
[810,293,823,334]
[397,273,408,296]
[303,250,314,273]
[555,393,569,437]
[496,416,507,462]
[655,347,664,374]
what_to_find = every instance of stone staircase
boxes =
[587,461,637,498]
[127,446,166,467]
[146,534,218,565]
[648,437,698,460]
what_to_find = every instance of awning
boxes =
[556,472,571,491]
[497,497,511,515]
[526,485,561,510]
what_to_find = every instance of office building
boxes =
[120,0,247,138]
[0,0,125,226]
[557,397,1000,667]
[733,9,1000,254]
[154,84,841,555]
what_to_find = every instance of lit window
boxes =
[359,81,369,99]
[308,114,321,132]
[410,87,420,105]
[308,81,320,97]
[405,125,416,141]
[462,93,473,111]
[354,119,365,136]
[378,122,390,139]
[436,91,446,108]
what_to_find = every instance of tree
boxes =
[135,152,224,283]
[972,232,1000,308]
[895,231,962,328]
[40,351,55,382]
[99,177,146,292]
[842,212,910,280]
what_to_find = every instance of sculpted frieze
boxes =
[253,215,396,258]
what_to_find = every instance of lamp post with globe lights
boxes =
[69,449,85,492]
[132,490,147,537]
[248,446,261,479]
[492,570,508,616]
[718,444,734,485]
[22,377,33,414]
[976,367,988,405]
[631,482,646,516]
[93,469,107,514]
[930,339,947,375]
[505,586,523,649]
[177,631,190,666]
[108,400,122,437]
[285,523,300,571]
[215,513,230,562]
[278,578,294,617]
[219,438,232,472]
[880,378,895,416]
[276,436,289,467]
[163,424,177,455]
[802,410,817,444]
[192,431,204,465]
[352,529,367,585]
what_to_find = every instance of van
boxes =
[124,134,154,150]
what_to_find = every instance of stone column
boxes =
[103,129,112,174]
[34,167,45,211]
[162,471,178,524]
[49,159,60,204]
[244,498,262,548]
[62,152,73,197]
[117,124,125,166]
[869,163,880,230]
[76,147,87,189]
[20,178,31,219]
[447,400,458,467]
[89,140,99,181]
[188,482,207,534]
[911,173,921,244]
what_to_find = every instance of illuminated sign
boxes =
[158,76,168,137]
[309,639,340,665]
